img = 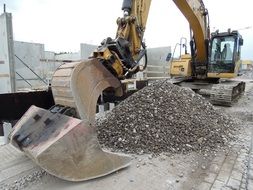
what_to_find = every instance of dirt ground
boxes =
[1,75,253,190]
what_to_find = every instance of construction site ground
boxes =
[1,76,253,190]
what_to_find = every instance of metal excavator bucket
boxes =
[9,59,131,181]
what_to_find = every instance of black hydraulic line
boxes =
[142,52,148,71]
[139,42,148,71]
[122,0,132,12]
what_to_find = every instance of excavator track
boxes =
[9,59,131,181]
[210,81,245,106]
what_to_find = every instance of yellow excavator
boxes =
[9,0,245,182]
[168,1,244,105]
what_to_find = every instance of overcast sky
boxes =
[1,0,252,59]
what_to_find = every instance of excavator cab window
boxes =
[211,36,235,62]
[209,35,238,73]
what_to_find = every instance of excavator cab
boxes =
[208,30,243,78]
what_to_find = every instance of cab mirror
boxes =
[166,53,172,61]
[239,38,244,46]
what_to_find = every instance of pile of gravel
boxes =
[97,80,239,154]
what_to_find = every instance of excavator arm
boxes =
[92,0,151,79]
[9,0,213,182]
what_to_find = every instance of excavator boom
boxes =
[173,0,209,63]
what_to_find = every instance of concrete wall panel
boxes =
[80,43,97,60]
[0,12,15,93]
[146,46,171,77]
[14,41,46,89]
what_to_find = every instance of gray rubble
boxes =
[0,170,46,190]
[97,80,239,154]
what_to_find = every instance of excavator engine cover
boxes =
[9,59,131,181]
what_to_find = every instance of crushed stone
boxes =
[0,170,46,190]
[97,80,239,154]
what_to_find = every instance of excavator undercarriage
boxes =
[174,78,246,107]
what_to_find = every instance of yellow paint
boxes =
[173,0,207,63]
[234,60,241,75]
[170,54,192,77]
[111,53,124,77]
[93,47,124,77]
[207,72,236,78]
[241,60,253,65]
